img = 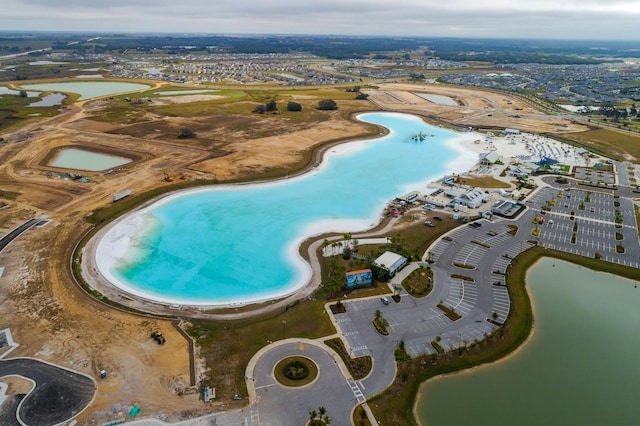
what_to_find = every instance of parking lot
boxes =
[527,187,640,267]
[574,166,616,185]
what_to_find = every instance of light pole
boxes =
[282,320,286,340]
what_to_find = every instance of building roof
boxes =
[346,269,372,276]
[463,188,485,201]
[479,151,501,164]
[374,251,407,271]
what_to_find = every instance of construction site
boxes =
[0,80,612,423]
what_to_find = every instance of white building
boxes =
[479,151,501,165]
[374,251,408,277]
[445,187,490,209]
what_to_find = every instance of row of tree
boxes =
[253,99,338,113]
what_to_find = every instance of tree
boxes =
[19,90,28,98]
[342,246,352,260]
[286,101,302,111]
[355,92,369,100]
[177,128,196,139]
[253,104,266,114]
[265,99,277,112]
[318,99,338,110]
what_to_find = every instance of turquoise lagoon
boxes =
[417,259,640,426]
[96,113,477,305]
[20,81,150,100]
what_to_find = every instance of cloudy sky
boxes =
[2,0,639,40]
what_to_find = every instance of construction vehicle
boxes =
[150,330,166,345]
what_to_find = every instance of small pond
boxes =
[28,93,66,107]
[416,93,459,106]
[20,81,151,101]
[50,148,132,171]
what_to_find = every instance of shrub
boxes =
[177,128,196,139]
[282,360,309,380]
[266,99,277,112]
[318,99,338,110]
[286,101,302,111]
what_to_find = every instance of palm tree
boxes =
[343,232,352,248]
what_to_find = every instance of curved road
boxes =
[0,358,95,426]
[0,219,40,253]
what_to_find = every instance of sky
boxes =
[1,0,640,40]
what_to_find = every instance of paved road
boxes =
[0,358,95,426]
[0,218,40,253]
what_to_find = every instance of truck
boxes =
[113,189,131,202]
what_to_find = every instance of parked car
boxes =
[424,220,435,227]
[433,216,443,221]
[381,297,390,305]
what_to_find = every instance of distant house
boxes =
[374,251,408,277]
[479,151,501,165]
[502,128,520,135]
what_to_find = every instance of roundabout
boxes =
[274,356,318,387]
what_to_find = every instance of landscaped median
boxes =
[401,265,433,297]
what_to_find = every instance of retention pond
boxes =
[417,258,640,426]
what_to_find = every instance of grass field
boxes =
[456,175,511,188]
[0,93,62,133]
[186,296,335,399]
[559,127,640,161]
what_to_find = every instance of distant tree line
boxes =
[435,51,608,65]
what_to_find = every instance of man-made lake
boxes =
[50,148,132,171]
[94,112,478,306]
[20,81,150,100]
[0,87,39,97]
[417,258,640,426]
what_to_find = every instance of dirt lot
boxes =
[0,81,594,423]
[367,82,590,134]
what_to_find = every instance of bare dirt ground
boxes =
[0,82,589,423]
[367,82,590,134]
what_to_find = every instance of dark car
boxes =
[433,216,443,221]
